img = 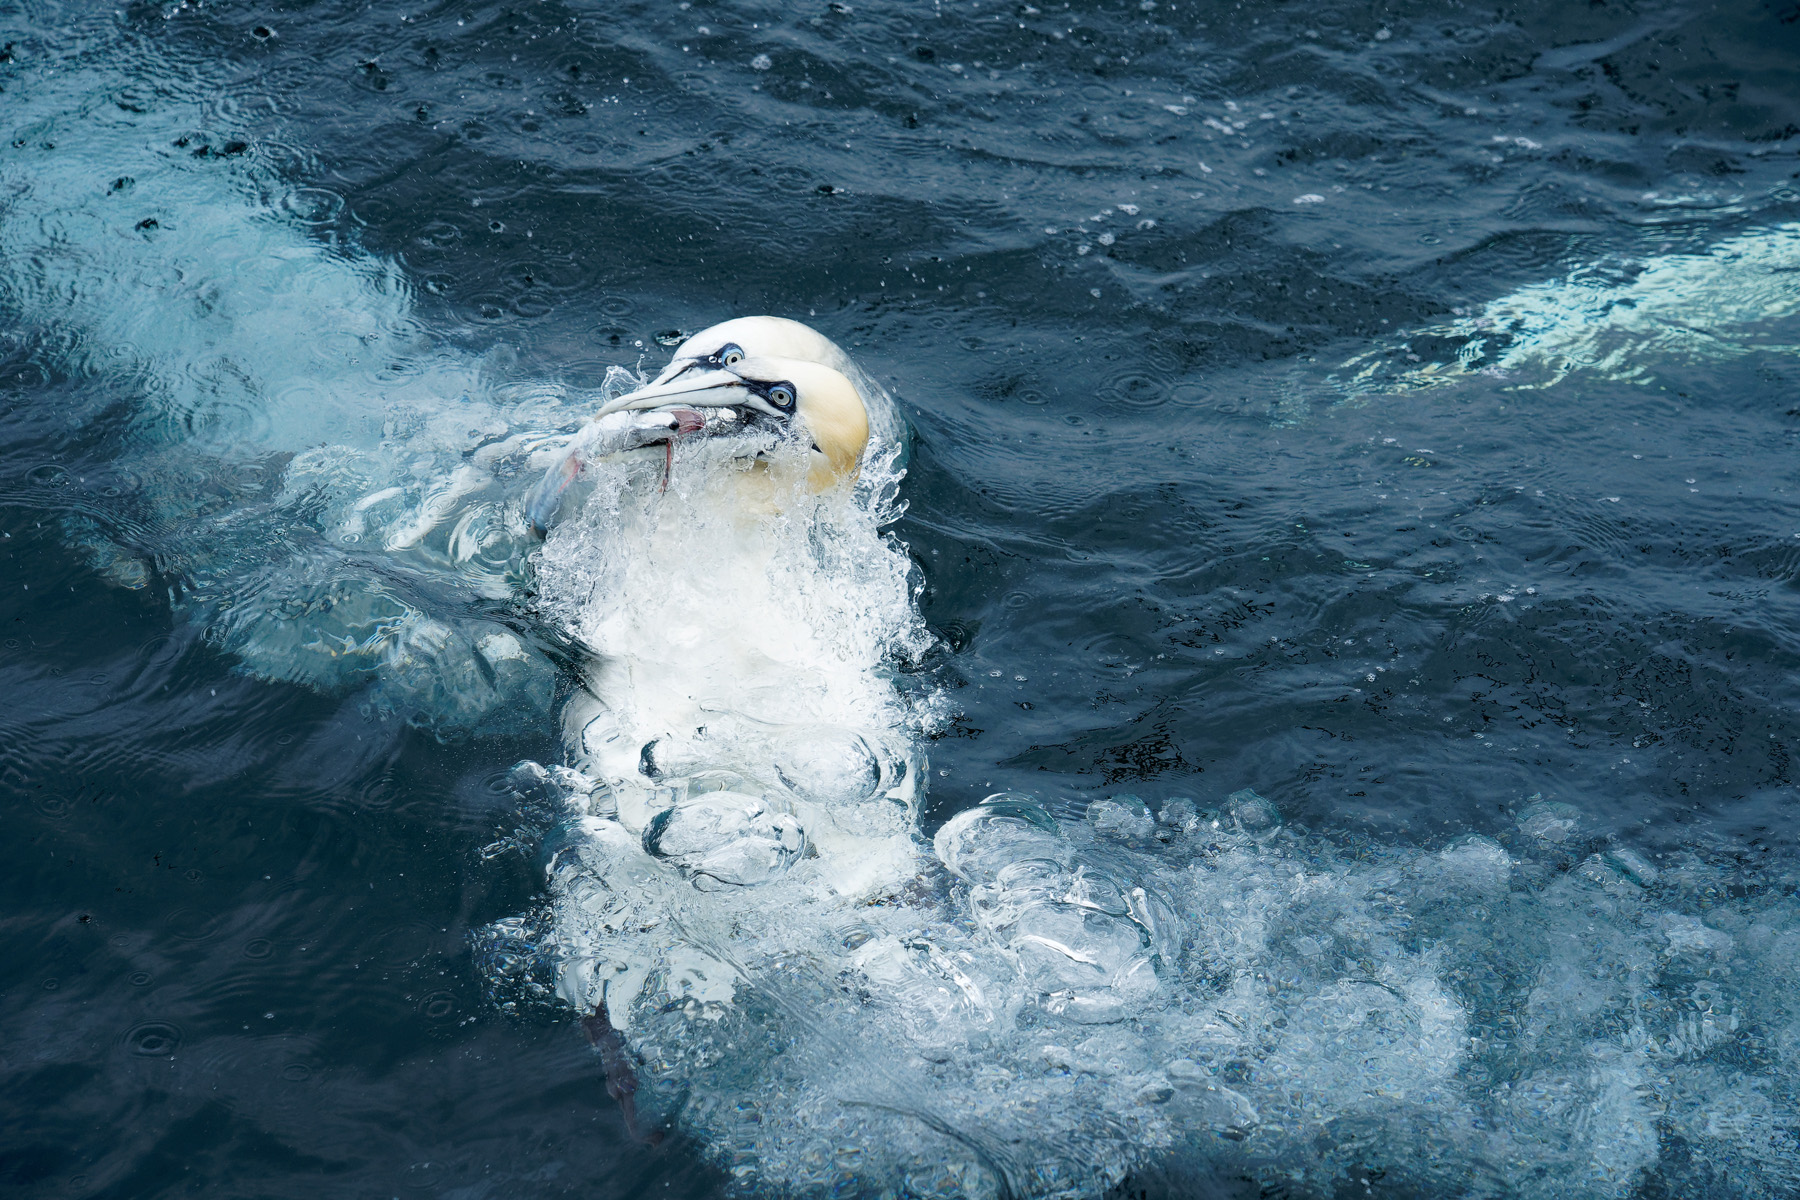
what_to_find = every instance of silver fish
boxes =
[524,406,743,536]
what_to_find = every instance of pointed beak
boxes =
[645,354,710,389]
[596,366,748,417]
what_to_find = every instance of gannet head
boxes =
[600,320,871,490]
[649,315,857,386]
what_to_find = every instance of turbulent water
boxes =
[5,1,1800,1197]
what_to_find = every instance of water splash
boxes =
[485,307,1800,1195]
[0,17,575,731]
[531,365,938,899]
[484,779,1800,1199]
[1329,223,1800,401]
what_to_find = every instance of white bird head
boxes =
[652,315,858,383]
[597,316,872,490]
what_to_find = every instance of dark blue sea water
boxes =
[5,1,1800,1197]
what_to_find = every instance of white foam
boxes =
[0,34,582,728]
[488,776,1800,1197]
[528,370,938,909]
[1330,222,1800,399]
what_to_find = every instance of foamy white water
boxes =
[1331,223,1800,399]
[0,22,581,730]
[488,770,1800,1199]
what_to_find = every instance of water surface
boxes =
[5,1,1800,1196]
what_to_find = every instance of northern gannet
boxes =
[524,316,885,534]
[531,316,923,903]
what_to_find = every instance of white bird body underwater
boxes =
[531,317,932,912]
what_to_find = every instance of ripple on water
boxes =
[268,378,338,432]
[164,907,223,943]
[134,635,186,677]
[24,463,70,489]
[74,336,154,388]
[1096,368,1172,410]
[447,503,526,595]
[349,196,404,230]
[356,770,401,813]
[124,1021,182,1057]
[402,1161,447,1190]
[181,1032,330,1102]
[1087,630,1154,674]
[160,361,277,450]
[32,790,72,821]
[507,289,557,321]
[465,295,513,323]
[215,459,274,494]
[416,220,462,249]
[279,186,345,225]
[1140,339,1186,377]
[500,252,594,295]
[88,463,145,500]
[0,358,53,391]
[479,769,516,801]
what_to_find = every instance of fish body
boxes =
[525,406,740,536]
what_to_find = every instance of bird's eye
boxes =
[718,343,744,367]
[767,383,796,412]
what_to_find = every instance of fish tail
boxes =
[525,448,584,537]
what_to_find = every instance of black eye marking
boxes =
[741,378,797,414]
[666,341,745,382]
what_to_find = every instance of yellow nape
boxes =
[786,360,869,489]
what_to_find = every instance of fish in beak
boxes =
[524,369,773,538]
